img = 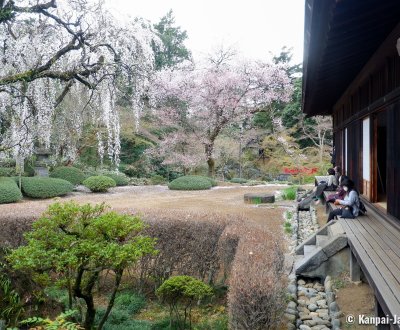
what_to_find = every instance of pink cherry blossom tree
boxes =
[150,54,293,176]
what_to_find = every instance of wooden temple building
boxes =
[302,0,400,325]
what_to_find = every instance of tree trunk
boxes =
[97,269,123,330]
[207,157,215,178]
[205,142,215,177]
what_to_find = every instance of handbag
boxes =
[341,206,355,219]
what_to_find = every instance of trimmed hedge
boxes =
[102,172,129,186]
[50,166,86,185]
[0,177,23,204]
[83,176,116,192]
[0,167,16,177]
[20,177,73,198]
[168,176,213,191]
[150,174,166,185]
[230,178,248,184]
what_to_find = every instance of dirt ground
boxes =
[1,184,293,234]
[335,281,375,329]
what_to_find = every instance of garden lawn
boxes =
[0,185,292,235]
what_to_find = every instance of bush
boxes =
[20,177,73,198]
[228,225,286,329]
[282,187,297,200]
[201,176,218,187]
[102,172,129,186]
[114,292,146,314]
[0,177,22,204]
[0,167,16,177]
[168,176,212,190]
[156,276,213,328]
[50,166,86,185]
[245,180,266,186]
[150,174,166,185]
[83,176,116,192]
[230,178,248,184]
[130,177,150,186]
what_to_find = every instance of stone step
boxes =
[304,244,317,257]
[327,221,346,238]
[316,234,329,247]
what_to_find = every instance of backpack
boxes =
[359,200,367,216]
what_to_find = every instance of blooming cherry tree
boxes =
[150,55,293,176]
[0,0,158,165]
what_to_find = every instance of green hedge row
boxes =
[20,177,74,198]
[50,166,86,185]
[0,177,23,204]
[0,167,16,177]
[168,175,214,191]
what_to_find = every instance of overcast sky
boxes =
[105,0,305,64]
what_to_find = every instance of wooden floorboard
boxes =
[349,219,400,291]
[360,216,400,260]
[340,219,400,319]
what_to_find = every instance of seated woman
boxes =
[326,175,349,203]
[327,178,360,222]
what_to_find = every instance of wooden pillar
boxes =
[374,297,390,330]
[350,250,361,282]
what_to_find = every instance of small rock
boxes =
[284,313,296,322]
[308,303,318,312]
[309,312,319,317]
[288,301,297,310]
[324,275,331,287]
[298,290,306,297]
[319,313,330,320]
[331,318,341,330]
[297,306,310,313]
[298,299,307,307]
[296,319,303,328]
[325,291,335,305]
[316,299,327,307]
[285,308,297,316]
[325,280,332,293]
[353,280,362,286]
[310,326,325,330]
[298,279,306,285]
[315,309,328,314]
[331,311,344,318]
[304,320,317,327]
[287,323,296,330]
[329,301,340,313]
[288,284,297,295]
[300,314,313,321]
[299,325,312,330]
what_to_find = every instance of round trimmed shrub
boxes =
[21,177,73,198]
[50,166,86,185]
[230,177,248,184]
[0,177,22,204]
[83,175,116,192]
[168,175,212,190]
[102,171,129,186]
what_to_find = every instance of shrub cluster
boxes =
[282,186,297,200]
[149,174,166,185]
[0,167,16,177]
[50,166,86,185]
[83,176,116,192]
[136,210,242,288]
[168,175,215,190]
[20,177,73,198]
[228,224,286,329]
[0,178,22,204]
[230,177,248,184]
[102,172,129,186]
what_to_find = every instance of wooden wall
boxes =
[387,101,400,219]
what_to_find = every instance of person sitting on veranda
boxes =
[327,178,360,222]
[326,175,349,203]
[313,168,338,204]
[334,166,341,184]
